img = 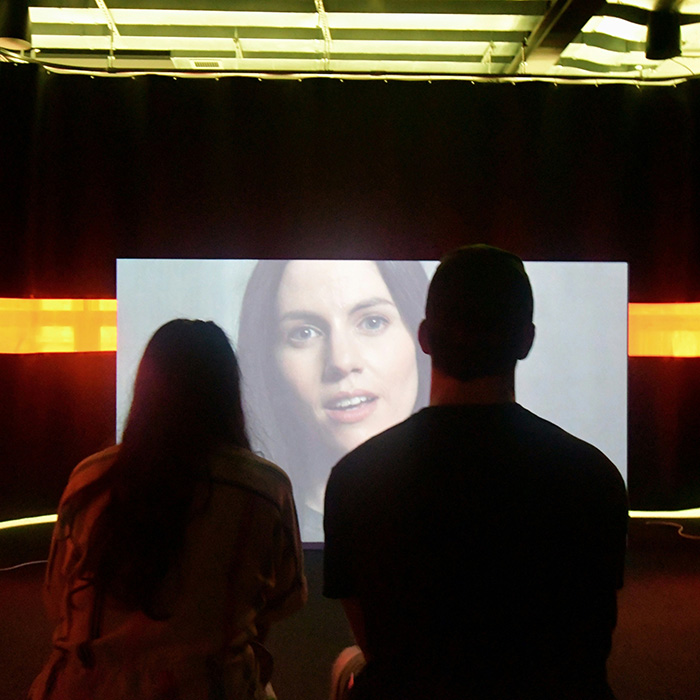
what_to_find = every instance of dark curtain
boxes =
[1,64,699,517]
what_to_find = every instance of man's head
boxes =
[419,245,535,382]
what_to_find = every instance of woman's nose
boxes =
[323,331,362,382]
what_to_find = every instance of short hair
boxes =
[424,245,534,381]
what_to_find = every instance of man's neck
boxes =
[429,367,516,406]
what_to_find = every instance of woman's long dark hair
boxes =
[62,319,249,618]
[236,260,430,510]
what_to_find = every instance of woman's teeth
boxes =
[330,395,376,410]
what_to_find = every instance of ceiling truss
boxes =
[2,0,700,81]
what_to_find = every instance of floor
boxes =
[1,519,699,700]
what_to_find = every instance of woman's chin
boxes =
[327,414,416,456]
[330,426,383,456]
[321,411,413,458]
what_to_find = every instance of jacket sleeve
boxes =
[259,480,308,625]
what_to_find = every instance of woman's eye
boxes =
[358,315,389,334]
[287,325,321,345]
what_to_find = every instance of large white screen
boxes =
[117,259,627,543]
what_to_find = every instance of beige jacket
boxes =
[29,444,307,700]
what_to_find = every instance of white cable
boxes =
[0,559,48,572]
[646,520,700,540]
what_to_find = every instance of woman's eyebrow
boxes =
[350,297,396,314]
[279,310,327,325]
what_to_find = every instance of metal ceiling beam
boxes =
[504,0,605,74]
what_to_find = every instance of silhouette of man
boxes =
[323,245,628,700]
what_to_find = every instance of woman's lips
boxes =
[324,392,378,424]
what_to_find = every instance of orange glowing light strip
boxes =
[0,298,117,353]
[628,302,700,358]
[0,299,699,357]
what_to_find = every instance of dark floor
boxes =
[2,519,700,700]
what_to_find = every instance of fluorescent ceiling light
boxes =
[238,38,323,53]
[31,35,109,49]
[605,0,655,10]
[325,40,519,55]
[32,35,238,51]
[28,8,538,33]
[170,57,496,73]
[581,16,648,42]
[328,13,538,32]
[29,7,106,26]
[31,31,522,57]
[111,9,319,29]
[562,46,651,67]
[680,24,700,44]
[325,59,492,72]
[29,8,319,29]
[31,34,523,58]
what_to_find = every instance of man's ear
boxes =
[516,322,535,360]
[418,320,432,356]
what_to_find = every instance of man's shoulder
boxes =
[332,403,624,495]
[515,405,623,478]
[330,410,430,478]
[505,408,628,533]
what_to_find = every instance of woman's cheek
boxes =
[383,326,419,414]
[381,326,415,375]
[277,346,321,408]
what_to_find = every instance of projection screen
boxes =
[117,259,628,543]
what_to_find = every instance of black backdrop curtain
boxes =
[1,63,699,518]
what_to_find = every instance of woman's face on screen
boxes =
[275,260,419,455]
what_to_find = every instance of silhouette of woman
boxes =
[30,319,306,700]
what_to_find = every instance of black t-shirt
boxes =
[324,403,628,700]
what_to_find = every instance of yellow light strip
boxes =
[628,302,700,357]
[0,510,697,532]
[0,514,58,530]
[629,508,700,518]
[0,300,699,356]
